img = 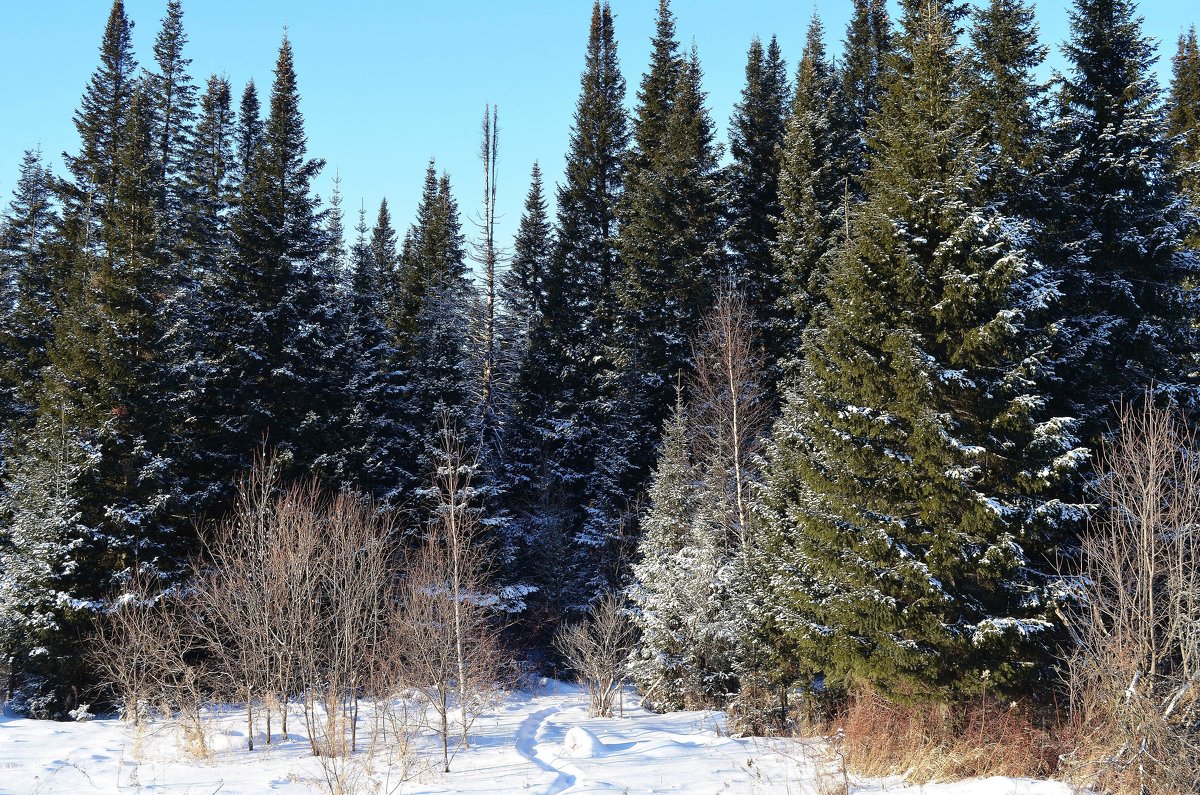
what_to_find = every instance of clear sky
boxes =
[0,1,1195,256]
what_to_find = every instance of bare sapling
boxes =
[397,413,507,772]
[1066,396,1200,794]
[554,592,635,717]
[690,289,770,553]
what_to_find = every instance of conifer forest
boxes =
[3,0,1200,791]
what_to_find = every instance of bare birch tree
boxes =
[397,413,507,772]
[1066,396,1200,793]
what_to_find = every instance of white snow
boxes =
[0,683,1078,794]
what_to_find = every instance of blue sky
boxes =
[1,1,1195,253]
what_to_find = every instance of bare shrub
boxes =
[554,592,635,717]
[1063,397,1200,794]
[96,452,411,770]
[91,577,212,757]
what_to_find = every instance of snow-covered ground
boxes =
[0,683,1074,794]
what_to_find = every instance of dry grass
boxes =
[836,689,1065,782]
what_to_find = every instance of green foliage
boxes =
[761,4,1082,701]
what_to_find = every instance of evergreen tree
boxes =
[2,88,180,714]
[602,42,723,538]
[839,0,891,188]
[234,80,262,188]
[170,74,235,522]
[324,173,347,277]
[498,164,559,590]
[505,1,628,616]
[1050,0,1198,439]
[336,204,408,501]
[59,0,137,259]
[760,4,1082,701]
[143,0,197,254]
[1170,26,1200,246]
[965,0,1048,208]
[501,163,552,326]
[725,35,789,341]
[392,166,474,508]
[210,35,337,482]
[771,15,848,367]
[0,150,61,438]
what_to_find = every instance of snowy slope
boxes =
[0,683,1075,794]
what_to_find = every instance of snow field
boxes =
[0,682,1076,794]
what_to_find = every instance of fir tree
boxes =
[2,88,180,713]
[501,163,552,326]
[143,0,197,253]
[725,35,789,341]
[234,80,262,188]
[1050,0,1198,439]
[170,74,235,523]
[393,166,474,508]
[336,204,408,501]
[212,34,337,482]
[605,44,723,521]
[324,173,347,277]
[510,1,628,615]
[760,3,1082,701]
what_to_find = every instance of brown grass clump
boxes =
[836,688,1065,782]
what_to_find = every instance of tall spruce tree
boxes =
[1,87,181,714]
[771,15,848,367]
[210,34,337,482]
[725,35,788,336]
[393,165,474,509]
[839,0,891,189]
[59,0,137,261]
[760,3,1082,701]
[1170,27,1200,247]
[504,1,628,615]
[143,0,197,255]
[334,203,408,501]
[0,150,61,439]
[1049,0,1198,440]
[603,38,723,541]
[965,0,1048,209]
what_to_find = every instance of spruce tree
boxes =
[210,35,337,482]
[506,1,628,615]
[336,204,408,501]
[760,3,1082,701]
[234,80,262,188]
[60,0,137,259]
[2,88,180,714]
[170,74,235,523]
[771,15,848,367]
[392,166,474,507]
[965,0,1048,209]
[604,41,722,533]
[839,0,891,189]
[143,0,197,255]
[1170,27,1200,246]
[0,150,61,438]
[1050,0,1198,440]
[725,35,789,343]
